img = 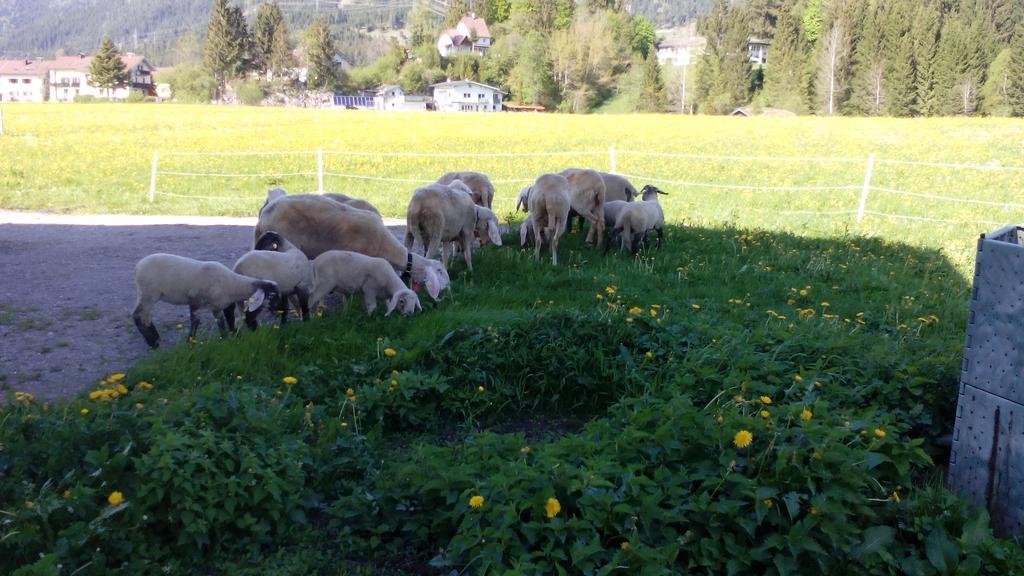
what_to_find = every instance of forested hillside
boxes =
[630,0,713,28]
[0,0,411,65]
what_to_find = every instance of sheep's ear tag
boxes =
[246,291,265,312]
[271,242,279,250]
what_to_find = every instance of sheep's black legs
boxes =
[244,308,261,330]
[656,227,664,249]
[133,315,160,349]
[277,298,289,326]
[214,310,229,336]
[296,289,311,321]
[222,304,237,332]
[188,306,201,340]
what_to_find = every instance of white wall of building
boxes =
[433,82,503,112]
[0,74,46,102]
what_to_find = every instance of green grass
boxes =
[3,104,1024,573]
[6,223,1020,574]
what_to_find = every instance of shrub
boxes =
[163,63,215,103]
[236,80,266,106]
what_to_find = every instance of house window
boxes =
[22,78,31,83]
[8,79,16,84]
[464,92,470,98]
[478,93,485,99]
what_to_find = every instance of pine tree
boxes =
[748,0,783,39]
[306,16,338,90]
[880,0,915,116]
[89,37,129,98]
[226,3,254,77]
[204,0,243,97]
[269,23,294,80]
[254,1,286,74]
[911,1,941,116]
[695,0,751,114]
[1008,23,1024,116]
[849,4,884,115]
[636,50,666,111]
[762,1,809,113]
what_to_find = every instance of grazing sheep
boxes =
[601,173,639,203]
[323,192,382,217]
[612,185,668,253]
[558,168,607,247]
[516,185,531,213]
[570,173,636,234]
[309,250,422,316]
[233,231,313,328]
[404,180,502,271]
[527,173,571,265]
[255,192,450,300]
[437,171,495,209]
[132,253,279,349]
[519,214,535,247]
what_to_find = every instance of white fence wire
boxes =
[148,147,1024,227]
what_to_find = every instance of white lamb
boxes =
[132,253,279,349]
[612,185,668,253]
[404,180,502,271]
[233,231,313,328]
[309,250,422,316]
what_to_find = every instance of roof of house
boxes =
[47,53,151,73]
[442,14,491,44]
[429,79,507,95]
[0,59,50,76]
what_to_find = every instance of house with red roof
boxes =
[0,59,50,102]
[437,13,492,58]
[48,53,155,102]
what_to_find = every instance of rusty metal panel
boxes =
[949,225,1024,538]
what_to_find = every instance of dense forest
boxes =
[698,0,1024,116]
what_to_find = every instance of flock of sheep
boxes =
[130,168,666,348]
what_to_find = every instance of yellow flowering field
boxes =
[2,104,1024,270]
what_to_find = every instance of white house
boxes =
[748,37,770,65]
[0,59,49,102]
[374,85,429,112]
[48,53,155,102]
[431,79,505,112]
[437,14,492,58]
[656,25,707,67]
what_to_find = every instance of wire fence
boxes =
[148,146,1024,228]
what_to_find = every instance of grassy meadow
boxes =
[4,103,1024,270]
[2,103,1024,574]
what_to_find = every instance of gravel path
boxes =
[0,211,404,402]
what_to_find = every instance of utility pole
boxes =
[680,63,687,114]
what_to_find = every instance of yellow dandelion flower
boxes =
[469,495,484,509]
[763,499,774,509]
[341,421,348,428]
[545,497,562,519]
[520,446,531,454]
[650,309,657,317]
[80,408,89,415]
[799,289,808,296]
[384,348,397,357]
[63,490,72,499]
[621,542,631,552]
[810,506,818,515]
[787,298,796,305]
[760,410,771,418]
[478,386,485,392]
[107,491,125,506]
[734,430,753,448]
[626,317,634,324]
[734,395,744,402]
[691,304,701,311]
[716,415,724,424]
[645,351,653,359]
[629,306,643,315]
[116,384,128,395]
[760,395,772,405]
[595,293,603,300]
[282,376,298,385]
[874,428,886,439]
[793,375,803,383]
[800,409,813,421]
[892,491,901,503]
[108,373,126,382]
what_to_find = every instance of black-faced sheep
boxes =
[404,180,502,272]
[233,231,313,328]
[132,253,279,349]
[437,171,495,209]
[255,190,450,300]
[309,250,422,316]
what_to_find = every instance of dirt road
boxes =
[0,211,404,402]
